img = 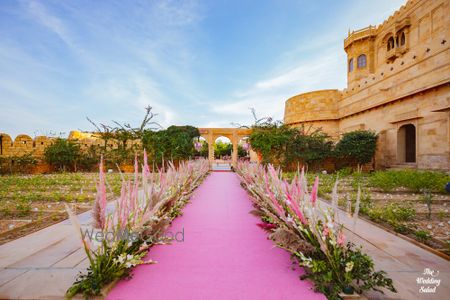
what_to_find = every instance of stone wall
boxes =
[284,90,341,138]
[0,133,54,158]
[0,130,142,159]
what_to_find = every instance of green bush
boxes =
[44,138,80,171]
[249,123,333,169]
[415,230,431,243]
[77,145,101,171]
[336,167,353,177]
[369,169,450,193]
[0,153,38,174]
[335,130,378,167]
[385,203,416,221]
[367,203,415,228]
[16,200,32,217]
[249,123,295,165]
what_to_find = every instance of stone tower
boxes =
[344,25,377,86]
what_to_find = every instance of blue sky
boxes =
[0,0,405,138]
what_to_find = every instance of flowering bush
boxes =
[66,152,209,297]
[236,161,396,299]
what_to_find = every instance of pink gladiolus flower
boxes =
[264,173,284,216]
[257,223,277,230]
[310,176,319,206]
[143,149,151,179]
[286,193,307,225]
[323,226,329,237]
[93,156,107,229]
[337,231,345,246]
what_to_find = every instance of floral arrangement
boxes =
[235,161,396,299]
[194,140,203,152]
[65,152,209,297]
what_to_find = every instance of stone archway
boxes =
[198,128,256,168]
[397,124,416,163]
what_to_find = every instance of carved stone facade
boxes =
[284,0,450,170]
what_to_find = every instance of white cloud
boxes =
[210,45,345,125]
[25,0,75,48]
[206,0,405,127]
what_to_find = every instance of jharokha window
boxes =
[400,32,406,46]
[348,58,354,72]
[387,36,395,51]
[357,54,366,68]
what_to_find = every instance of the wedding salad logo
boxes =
[416,268,440,294]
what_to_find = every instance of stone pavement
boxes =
[320,200,450,300]
[0,209,91,299]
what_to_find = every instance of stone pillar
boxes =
[249,149,259,163]
[232,133,238,168]
[208,132,214,167]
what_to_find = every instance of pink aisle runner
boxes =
[107,172,324,300]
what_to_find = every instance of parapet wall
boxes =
[0,131,142,159]
[284,89,341,124]
[0,133,54,157]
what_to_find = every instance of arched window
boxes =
[348,58,353,72]
[387,37,395,51]
[357,54,366,68]
[400,32,406,46]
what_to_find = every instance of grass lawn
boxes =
[0,172,133,244]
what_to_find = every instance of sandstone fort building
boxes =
[284,0,449,170]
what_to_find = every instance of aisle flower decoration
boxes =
[65,152,209,297]
[236,161,396,299]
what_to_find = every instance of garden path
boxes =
[107,172,324,300]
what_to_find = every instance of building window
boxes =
[387,36,395,51]
[348,58,353,72]
[400,32,406,46]
[357,54,366,68]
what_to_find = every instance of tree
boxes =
[286,130,333,169]
[249,123,296,165]
[111,105,162,147]
[142,125,200,163]
[335,130,378,168]
[249,121,334,170]
[44,138,80,171]
[214,141,232,158]
[86,105,162,151]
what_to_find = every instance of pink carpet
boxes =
[107,172,325,300]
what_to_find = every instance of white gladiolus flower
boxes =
[345,261,354,272]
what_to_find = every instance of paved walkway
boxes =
[321,200,450,300]
[0,209,93,299]
[211,162,232,171]
[107,172,324,300]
